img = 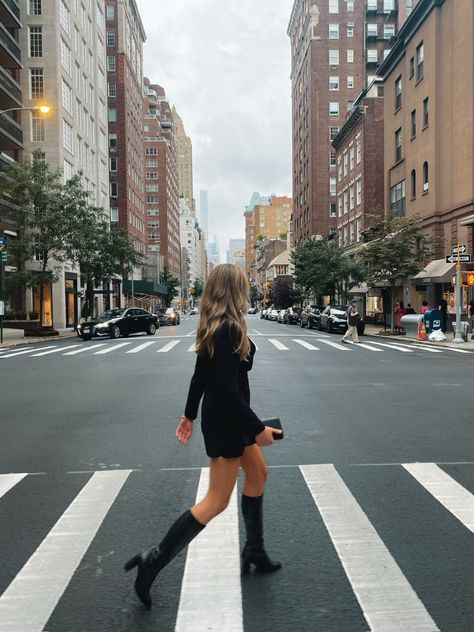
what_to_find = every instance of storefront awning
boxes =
[412,258,455,284]
[122,280,168,297]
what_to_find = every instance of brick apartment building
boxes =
[287,0,401,246]
[378,0,474,311]
[143,78,180,279]
[107,0,147,259]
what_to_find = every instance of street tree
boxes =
[160,267,180,307]
[272,275,300,309]
[291,237,363,303]
[192,277,204,300]
[249,284,262,307]
[357,214,442,332]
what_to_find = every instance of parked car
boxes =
[300,305,322,329]
[189,307,198,315]
[259,309,267,319]
[284,307,302,325]
[156,307,181,326]
[247,306,257,314]
[318,305,365,335]
[267,309,279,321]
[277,309,286,323]
[77,308,158,340]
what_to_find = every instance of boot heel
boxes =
[124,554,141,572]
[241,559,251,575]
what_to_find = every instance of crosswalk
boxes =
[0,463,473,630]
[0,336,471,360]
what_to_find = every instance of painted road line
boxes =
[300,464,438,631]
[63,344,106,355]
[0,470,131,632]
[0,346,57,359]
[94,342,132,354]
[0,473,27,499]
[125,341,159,353]
[268,338,289,351]
[367,341,414,353]
[403,463,474,533]
[187,343,196,352]
[384,341,443,353]
[30,345,80,357]
[186,329,196,337]
[0,347,30,353]
[412,344,472,354]
[347,341,382,352]
[318,339,351,351]
[252,329,262,335]
[175,468,242,632]
[157,340,180,353]
[292,339,320,351]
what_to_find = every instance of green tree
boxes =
[272,275,295,309]
[291,237,363,302]
[278,231,287,240]
[192,277,204,300]
[160,267,180,307]
[256,233,265,241]
[249,283,262,306]
[357,214,442,332]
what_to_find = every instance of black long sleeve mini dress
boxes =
[184,320,265,458]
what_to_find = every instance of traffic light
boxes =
[467,272,474,286]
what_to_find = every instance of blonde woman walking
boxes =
[125,264,282,609]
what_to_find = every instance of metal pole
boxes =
[131,270,135,307]
[453,244,464,343]
[0,253,3,344]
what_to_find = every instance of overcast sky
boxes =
[137,0,292,259]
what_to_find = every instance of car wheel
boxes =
[177,318,180,325]
[300,320,305,328]
[317,320,322,331]
[110,325,121,339]
[327,321,333,333]
[80,332,92,341]
[146,322,156,335]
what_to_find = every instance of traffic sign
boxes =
[446,254,471,263]
[452,244,467,255]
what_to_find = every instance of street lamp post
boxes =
[0,105,50,116]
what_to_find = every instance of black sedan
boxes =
[300,306,322,329]
[77,308,158,340]
[156,307,181,326]
[284,307,302,324]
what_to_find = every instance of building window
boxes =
[423,161,429,191]
[337,156,342,180]
[29,26,43,57]
[411,169,416,199]
[110,207,119,222]
[416,41,424,81]
[384,24,395,39]
[63,159,73,182]
[108,83,116,97]
[329,0,339,13]
[330,203,337,218]
[329,24,339,39]
[110,157,117,172]
[367,49,378,64]
[423,97,429,127]
[410,109,416,138]
[60,0,70,35]
[61,39,71,73]
[367,24,378,38]
[395,128,402,162]
[409,56,415,78]
[347,22,354,37]
[407,0,414,15]
[107,31,115,46]
[347,49,354,62]
[356,218,362,242]
[31,111,45,141]
[356,137,361,163]
[347,1,354,10]
[147,195,158,203]
[30,68,44,100]
[146,172,158,179]
[29,0,42,14]
[343,151,348,176]
[330,152,337,170]
[110,182,118,197]
[356,178,362,205]
[367,0,377,9]
[330,177,337,196]
[383,49,391,60]
[329,49,339,65]
[343,189,348,214]
[109,132,117,148]
[391,180,406,217]
[146,159,158,167]
[106,4,115,20]
[349,185,355,210]
[108,107,117,122]
[329,75,339,91]
[338,194,343,216]
[395,76,402,110]
[330,126,339,140]
[347,75,354,89]
[107,56,116,72]
[384,0,395,11]
[63,119,73,152]
[62,79,72,113]
[329,101,339,116]
[146,147,158,155]
[349,145,354,170]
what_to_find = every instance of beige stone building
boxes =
[172,105,194,215]
[379,0,474,311]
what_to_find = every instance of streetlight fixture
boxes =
[0,105,50,116]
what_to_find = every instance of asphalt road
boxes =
[0,315,473,632]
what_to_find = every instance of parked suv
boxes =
[300,305,322,329]
[284,307,302,325]
[318,305,365,335]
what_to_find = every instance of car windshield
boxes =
[97,309,125,321]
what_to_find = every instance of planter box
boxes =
[2,320,40,330]
[24,327,59,337]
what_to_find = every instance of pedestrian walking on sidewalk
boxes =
[125,263,282,609]
[341,299,360,343]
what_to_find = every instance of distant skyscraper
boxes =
[173,105,195,215]
[227,239,245,263]
[199,190,209,241]
[207,234,220,267]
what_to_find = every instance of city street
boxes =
[1,315,473,631]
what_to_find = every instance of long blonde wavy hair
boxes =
[195,264,250,361]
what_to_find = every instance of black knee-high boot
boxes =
[124,509,205,609]
[241,494,281,574]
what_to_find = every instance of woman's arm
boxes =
[215,325,265,437]
[184,354,206,421]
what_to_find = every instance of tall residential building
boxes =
[199,189,208,242]
[207,235,220,267]
[287,0,398,246]
[106,0,146,258]
[173,105,194,214]
[143,78,181,279]
[227,238,245,263]
[18,0,110,327]
[379,0,474,311]
[244,195,292,282]
[180,198,203,286]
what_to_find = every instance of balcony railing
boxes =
[0,22,21,68]
[0,0,21,28]
[0,111,23,146]
[0,66,21,108]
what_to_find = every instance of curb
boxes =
[0,331,77,351]
[362,330,474,350]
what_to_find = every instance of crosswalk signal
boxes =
[467,272,474,286]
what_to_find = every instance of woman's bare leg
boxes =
[191,456,241,525]
[240,444,268,496]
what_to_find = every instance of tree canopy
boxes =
[160,267,180,307]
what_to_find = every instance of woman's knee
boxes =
[205,493,232,518]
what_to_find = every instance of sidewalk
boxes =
[363,323,474,350]
[0,327,77,349]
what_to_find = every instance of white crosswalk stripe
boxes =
[268,338,289,350]
[0,345,57,358]
[292,338,319,350]
[385,341,443,353]
[30,344,80,357]
[125,340,159,353]
[346,341,382,351]
[367,341,414,353]
[94,341,132,354]
[158,340,180,352]
[63,343,106,355]
[318,339,351,351]
[0,473,27,499]
[187,342,196,352]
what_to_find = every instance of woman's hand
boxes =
[255,426,282,447]
[176,416,194,445]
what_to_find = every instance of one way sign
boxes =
[446,254,471,263]
[452,244,467,255]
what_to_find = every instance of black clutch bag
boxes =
[262,417,284,440]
